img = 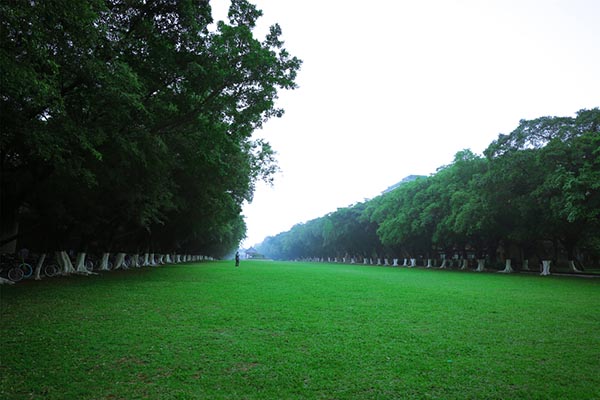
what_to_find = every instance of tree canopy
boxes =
[257,109,600,270]
[1,0,301,258]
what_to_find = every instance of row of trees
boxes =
[1,1,301,261]
[257,109,600,273]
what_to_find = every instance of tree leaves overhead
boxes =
[1,0,301,256]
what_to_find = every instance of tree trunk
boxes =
[393,258,398,266]
[99,252,111,271]
[460,259,468,270]
[34,253,47,280]
[426,259,433,268]
[440,259,447,269]
[541,260,552,276]
[499,259,513,273]
[522,259,529,271]
[410,258,417,267]
[113,253,126,269]
[568,260,583,273]
[57,251,76,275]
[74,252,92,275]
[476,259,485,272]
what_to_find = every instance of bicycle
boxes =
[0,254,26,282]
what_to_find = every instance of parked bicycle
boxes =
[0,253,30,282]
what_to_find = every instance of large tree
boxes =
[1,0,301,259]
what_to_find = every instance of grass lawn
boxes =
[1,261,599,399]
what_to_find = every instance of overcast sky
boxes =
[211,0,600,248]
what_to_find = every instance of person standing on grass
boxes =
[235,251,240,267]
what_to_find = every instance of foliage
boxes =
[258,202,381,260]
[0,0,301,257]
[258,109,600,266]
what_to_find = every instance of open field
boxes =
[1,261,599,399]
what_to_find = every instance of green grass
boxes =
[1,261,599,399]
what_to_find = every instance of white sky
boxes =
[210,0,600,248]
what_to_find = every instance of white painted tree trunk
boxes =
[426,259,433,268]
[410,258,417,268]
[166,254,172,264]
[113,253,126,269]
[569,260,583,273]
[440,259,447,269]
[57,251,76,274]
[351,257,356,264]
[377,258,382,265]
[99,252,111,271]
[402,258,408,267]
[34,253,47,280]
[541,260,552,276]
[475,259,485,272]
[364,258,368,264]
[522,259,529,271]
[384,258,389,266]
[74,252,94,275]
[460,259,468,270]
[131,254,140,267]
[143,253,149,266]
[393,258,399,266]
[0,277,14,285]
[499,259,513,273]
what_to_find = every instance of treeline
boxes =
[1,1,301,259]
[257,109,600,273]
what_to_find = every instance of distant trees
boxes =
[258,203,381,263]
[1,0,301,261]
[257,109,600,273]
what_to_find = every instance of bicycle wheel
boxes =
[85,260,94,271]
[44,264,59,277]
[19,263,33,279]
[7,267,24,282]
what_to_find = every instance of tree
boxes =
[485,108,600,273]
[1,0,301,262]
